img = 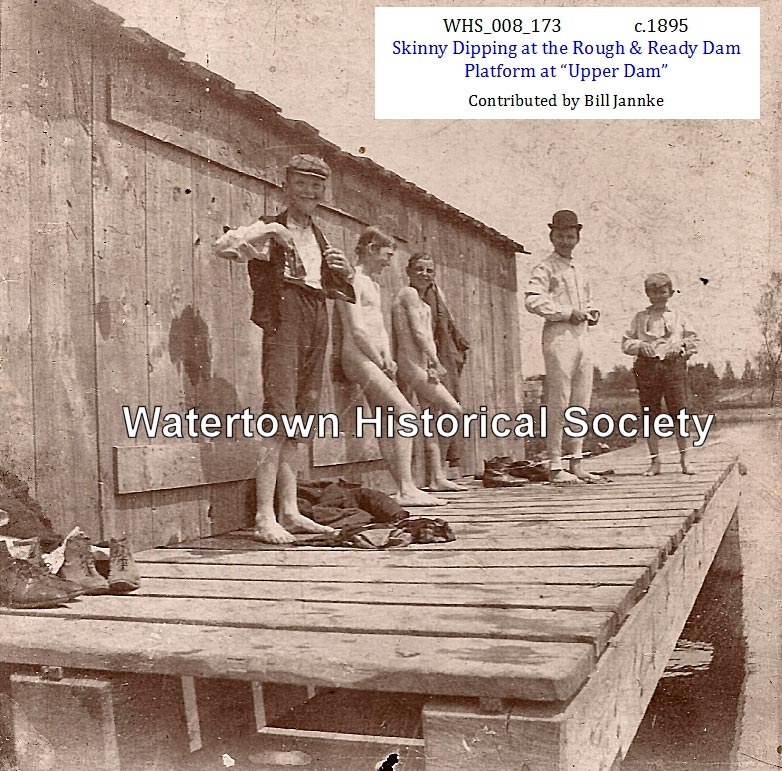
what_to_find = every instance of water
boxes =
[624,419,782,771]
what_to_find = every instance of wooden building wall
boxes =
[0,0,524,551]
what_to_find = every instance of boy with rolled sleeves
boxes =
[622,272,699,476]
[525,210,601,484]
[214,154,356,542]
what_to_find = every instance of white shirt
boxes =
[285,220,322,290]
[524,251,594,322]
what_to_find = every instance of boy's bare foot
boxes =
[644,457,662,477]
[253,521,297,544]
[428,479,469,492]
[680,463,695,476]
[394,489,447,506]
[278,512,336,535]
[549,469,584,485]
[573,470,606,482]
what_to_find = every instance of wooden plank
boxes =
[445,516,690,529]
[114,438,259,493]
[439,499,701,512]
[137,546,661,568]
[443,506,696,519]
[157,526,673,552]
[0,597,618,652]
[131,577,640,616]
[92,41,155,543]
[137,561,648,586]
[11,674,121,771]
[145,136,202,544]
[421,463,741,770]
[0,0,36,486]
[28,8,100,535]
[108,69,268,182]
[0,616,596,701]
[228,176,265,412]
[454,520,684,552]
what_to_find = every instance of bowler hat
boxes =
[285,154,331,179]
[548,210,582,231]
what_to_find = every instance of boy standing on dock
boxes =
[214,154,356,542]
[525,210,601,484]
[622,272,699,475]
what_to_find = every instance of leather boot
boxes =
[108,536,141,594]
[59,532,109,595]
[0,541,81,608]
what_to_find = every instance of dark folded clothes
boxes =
[481,456,549,486]
[302,517,456,549]
[296,479,409,530]
[0,492,62,550]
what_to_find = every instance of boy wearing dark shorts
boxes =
[214,154,356,542]
[622,272,699,476]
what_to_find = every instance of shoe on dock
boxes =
[0,541,82,608]
[59,531,110,595]
[108,536,141,594]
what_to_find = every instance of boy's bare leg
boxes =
[254,437,296,544]
[413,388,467,492]
[276,440,337,534]
[254,439,335,543]
[378,432,446,506]
[675,433,695,475]
[356,368,446,506]
[644,433,662,476]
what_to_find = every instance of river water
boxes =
[624,419,782,771]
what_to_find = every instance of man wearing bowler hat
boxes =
[525,210,602,484]
[214,154,356,542]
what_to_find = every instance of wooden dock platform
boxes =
[0,445,741,770]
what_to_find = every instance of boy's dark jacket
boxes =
[247,210,355,332]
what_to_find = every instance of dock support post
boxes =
[11,672,120,771]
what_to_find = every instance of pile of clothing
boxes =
[481,456,549,488]
[296,479,456,548]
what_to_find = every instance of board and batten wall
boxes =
[0,0,524,551]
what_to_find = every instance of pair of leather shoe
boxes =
[59,532,140,595]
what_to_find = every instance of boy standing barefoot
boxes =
[338,227,445,505]
[622,273,699,475]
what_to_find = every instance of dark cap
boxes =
[285,154,331,180]
[548,210,582,231]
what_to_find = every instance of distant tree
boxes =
[755,271,782,405]
[721,361,738,389]
[688,362,721,410]
[593,366,603,392]
[603,364,635,394]
[740,358,756,386]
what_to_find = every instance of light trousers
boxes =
[542,321,593,468]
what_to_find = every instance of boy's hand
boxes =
[639,342,656,358]
[569,309,589,324]
[324,247,355,280]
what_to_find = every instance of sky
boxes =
[94,0,779,377]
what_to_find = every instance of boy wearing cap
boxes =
[525,210,601,484]
[622,272,699,475]
[214,154,356,543]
